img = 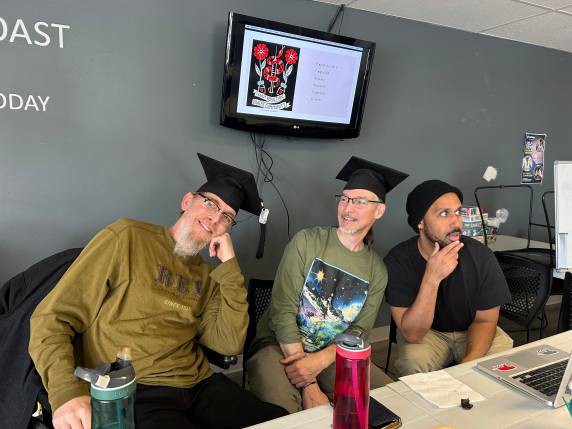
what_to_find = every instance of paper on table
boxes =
[399,370,485,408]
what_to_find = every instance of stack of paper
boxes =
[399,370,485,408]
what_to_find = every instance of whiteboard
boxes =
[555,161,572,272]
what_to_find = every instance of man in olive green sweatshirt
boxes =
[29,153,286,429]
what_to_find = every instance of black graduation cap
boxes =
[336,156,408,202]
[196,153,267,258]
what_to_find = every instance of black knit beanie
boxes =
[406,180,464,233]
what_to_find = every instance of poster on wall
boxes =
[521,132,546,184]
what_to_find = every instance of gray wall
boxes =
[1,0,571,326]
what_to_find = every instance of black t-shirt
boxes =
[384,236,511,332]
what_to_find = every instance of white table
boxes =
[246,330,572,428]
[487,234,550,253]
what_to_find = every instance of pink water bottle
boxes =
[333,330,370,429]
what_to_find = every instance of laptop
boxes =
[476,344,572,407]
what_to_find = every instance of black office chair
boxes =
[511,190,556,275]
[557,272,572,333]
[384,317,397,374]
[474,186,558,335]
[0,248,82,429]
[496,251,553,343]
[242,278,274,387]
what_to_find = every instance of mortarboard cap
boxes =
[196,153,267,258]
[336,156,408,202]
[197,153,262,216]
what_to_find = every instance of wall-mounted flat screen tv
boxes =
[220,12,376,139]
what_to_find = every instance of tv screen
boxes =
[220,13,376,139]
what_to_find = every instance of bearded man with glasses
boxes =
[29,153,287,429]
[246,156,408,414]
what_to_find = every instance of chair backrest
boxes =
[474,185,534,247]
[557,272,572,333]
[474,185,555,258]
[0,248,82,429]
[244,278,274,355]
[242,279,273,388]
[496,251,552,328]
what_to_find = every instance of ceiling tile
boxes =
[483,11,572,52]
[349,0,547,32]
[514,0,572,10]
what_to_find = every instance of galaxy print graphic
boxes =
[297,258,369,352]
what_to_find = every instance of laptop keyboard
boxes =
[512,360,568,398]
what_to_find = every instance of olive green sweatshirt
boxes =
[29,218,247,411]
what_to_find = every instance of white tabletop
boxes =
[246,330,572,429]
[487,234,550,252]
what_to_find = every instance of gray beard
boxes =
[338,226,358,235]
[173,223,208,257]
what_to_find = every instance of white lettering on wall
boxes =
[0,93,50,111]
[0,17,70,48]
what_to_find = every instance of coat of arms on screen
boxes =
[248,41,299,111]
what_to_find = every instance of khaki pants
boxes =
[246,344,393,414]
[395,326,514,377]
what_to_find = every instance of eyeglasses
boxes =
[335,194,383,208]
[196,193,237,227]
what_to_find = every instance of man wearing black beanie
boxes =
[384,180,513,377]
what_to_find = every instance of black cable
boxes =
[249,132,291,240]
[338,5,345,35]
[327,4,345,33]
[251,132,263,184]
[253,134,274,183]
[268,179,291,240]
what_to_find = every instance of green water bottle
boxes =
[75,347,136,429]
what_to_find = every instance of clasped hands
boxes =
[281,351,329,409]
[280,351,323,388]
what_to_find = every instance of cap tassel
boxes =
[256,204,269,259]
[256,223,266,259]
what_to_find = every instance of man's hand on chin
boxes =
[209,233,235,262]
